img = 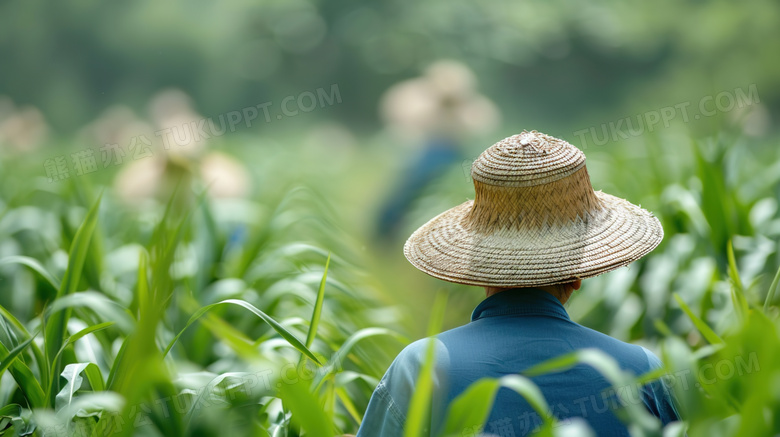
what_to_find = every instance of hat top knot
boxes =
[470,130,586,187]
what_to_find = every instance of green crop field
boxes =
[1,0,780,435]
[1,133,779,436]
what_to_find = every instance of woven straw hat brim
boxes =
[403,191,663,287]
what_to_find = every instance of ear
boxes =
[572,279,582,290]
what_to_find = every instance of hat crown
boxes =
[471,130,586,187]
[466,131,598,232]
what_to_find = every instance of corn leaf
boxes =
[404,291,447,437]
[163,299,321,365]
[727,241,749,323]
[0,334,38,381]
[673,293,724,345]
[305,253,330,349]
[0,255,60,291]
[279,378,333,437]
[0,340,46,408]
[763,262,780,312]
[45,194,102,405]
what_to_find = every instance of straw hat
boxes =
[403,130,664,287]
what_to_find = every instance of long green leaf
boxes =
[0,334,38,380]
[727,240,749,323]
[673,293,724,345]
[0,255,60,290]
[0,404,20,418]
[183,372,262,430]
[48,322,114,400]
[106,336,130,391]
[313,327,408,393]
[523,349,659,432]
[499,375,551,422]
[0,340,45,408]
[437,378,499,436]
[336,386,362,426]
[763,261,780,312]
[0,404,22,435]
[163,299,321,364]
[438,374,553,437]
[56,195,102,299]
[45,292,133,333]
[327,328,408,370]
[279,377,333,437]
[305,253,330,349]
[0,303,47,389]
[82,362,105,392]
[45,194,102,405]
[404,291,447,437]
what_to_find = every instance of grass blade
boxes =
[82,362,105,392]
[305,253,330,349]
[0,340,46,408]
[279,376,333,437]
[523,349,659,433]
[48,322,114,400]
[763,262,780,312]
[336,387,362,426]
[727,241,749,323]
[56,194,102,299]
[0,255,60,291]
[0,303,47,389]
[437,378,500,436]
[0,404,23,434]
[0,334,38,380]
[673,293,724,345]
[499,375,551,422]
[45,292,134,333]
[163,299,321,364]
[313,327,409,392]
[439,375,553,437]
[404,291,447,437]
[45,194,102,405]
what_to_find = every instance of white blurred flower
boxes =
[380,60,501,143]
[199,152,250,198]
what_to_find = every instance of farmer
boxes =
[357,131,680,436]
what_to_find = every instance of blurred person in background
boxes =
[375,60,500,241]
[358,131,680,436]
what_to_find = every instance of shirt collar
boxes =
[471,288,571,322]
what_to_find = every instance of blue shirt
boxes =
[357,288,680,436]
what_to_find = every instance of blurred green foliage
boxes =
[1,0,778,135]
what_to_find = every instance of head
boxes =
[485,279,583,304]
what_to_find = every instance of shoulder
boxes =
[640,346,664,370]
[388,336,452,380]
[571,323,660,374]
